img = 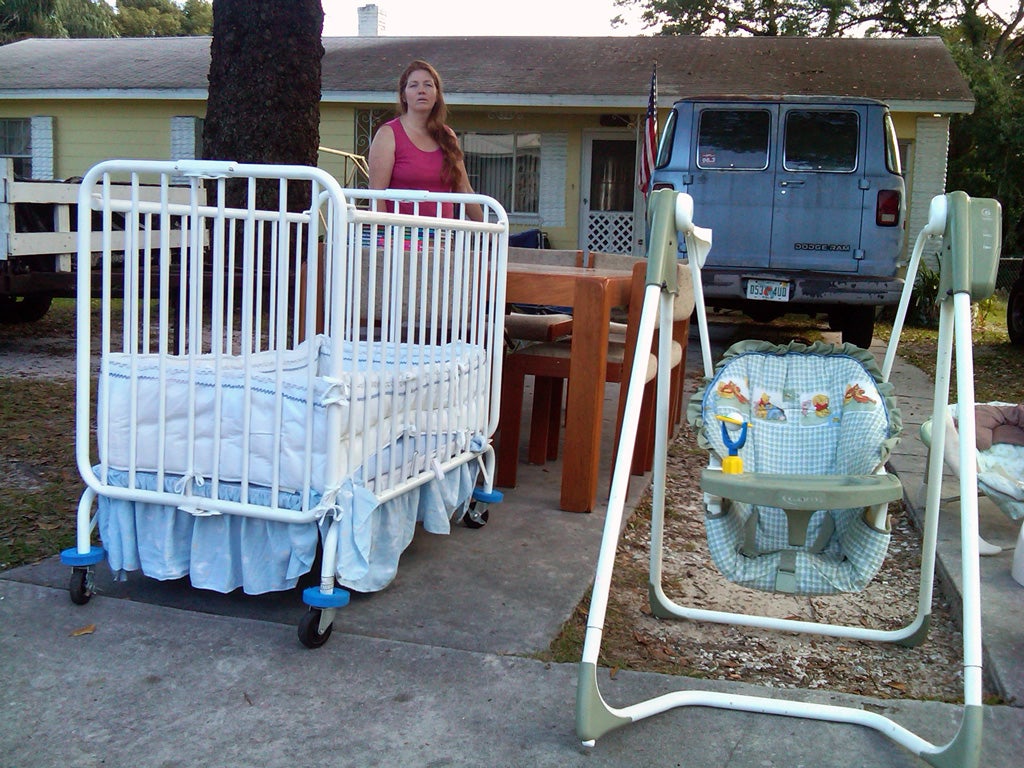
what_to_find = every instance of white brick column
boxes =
[909,115,950,267]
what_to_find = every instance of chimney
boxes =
[357,4,386,37]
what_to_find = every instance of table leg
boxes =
[560,278,612,512]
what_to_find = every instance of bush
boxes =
[908,263,941,328]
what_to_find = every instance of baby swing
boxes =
[577,188,1001,767]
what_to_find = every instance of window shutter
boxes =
[539,132,567,227]
[171,116,201,161]
[30,116,54,180]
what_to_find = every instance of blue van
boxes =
[651,95,906,348]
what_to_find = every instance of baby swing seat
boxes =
[690,339,903,594]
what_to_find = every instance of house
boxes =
[0,34,973,254]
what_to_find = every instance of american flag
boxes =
[637,63,658,197]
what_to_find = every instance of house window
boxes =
[462,133,540,214]
[355,108,391,158]
[354,108,390,188]
[1,118,32,178]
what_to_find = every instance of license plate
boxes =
[746,279,790,302]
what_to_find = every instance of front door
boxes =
[580,133,640,255]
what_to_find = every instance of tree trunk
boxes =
[203,0,324,210]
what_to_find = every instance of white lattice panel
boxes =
[587,211,633,254]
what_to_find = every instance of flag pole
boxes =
[637,61,659,200]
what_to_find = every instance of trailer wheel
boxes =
[69,568,93,605]
[0,294,53,324]
[298,608,333,648]
[1007,276,1024,345]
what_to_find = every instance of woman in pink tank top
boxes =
[368,60,482,221]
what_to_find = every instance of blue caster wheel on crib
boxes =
[298,609,333,649]
[298,586,349,648]
[463,502,489,529]
[60,546,105,606]
[464,488,503,529]
[69,568,94,605]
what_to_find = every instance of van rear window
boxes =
[784,110,859,172]
[696,110,770,170]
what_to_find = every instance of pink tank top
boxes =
[385,117,454,218]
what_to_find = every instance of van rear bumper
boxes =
[700,270,904,308]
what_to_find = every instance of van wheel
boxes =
[1007,276,1024,346]
[840,306,875,349]
[1008,277,1024,345]
[745,305,781,323]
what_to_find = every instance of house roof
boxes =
[0,35,974,113]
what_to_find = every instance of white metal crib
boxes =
[60,160,508,648]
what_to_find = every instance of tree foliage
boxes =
[180,0,211,35]
[944,3,1024,252]
[1,0,117,42]
[614,0,955,37]
[114,0,210,37]
[0,0,211,43]
[115,0,184,36]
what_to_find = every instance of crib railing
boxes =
[75,161,508,525]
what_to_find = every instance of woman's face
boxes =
[403,69,438,114]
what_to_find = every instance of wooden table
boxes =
[502,263,634,512]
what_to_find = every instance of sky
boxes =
[321,0,650,37]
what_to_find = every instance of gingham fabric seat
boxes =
[688,340,902,594]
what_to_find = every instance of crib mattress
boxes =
[98,336,488,494]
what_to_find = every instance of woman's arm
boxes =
[367,124,396,190]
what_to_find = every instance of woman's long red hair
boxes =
[397,59,464,190]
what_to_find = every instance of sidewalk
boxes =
[878,337,1024,708]
[1,334,1022,767]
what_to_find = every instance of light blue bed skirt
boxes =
[97,461,478,595]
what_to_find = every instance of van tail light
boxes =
[652,182,675,191]
[876,189,901,227]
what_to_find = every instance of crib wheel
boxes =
[463,503,489,529]
[69,568,93,605]
[298,608,333,649]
